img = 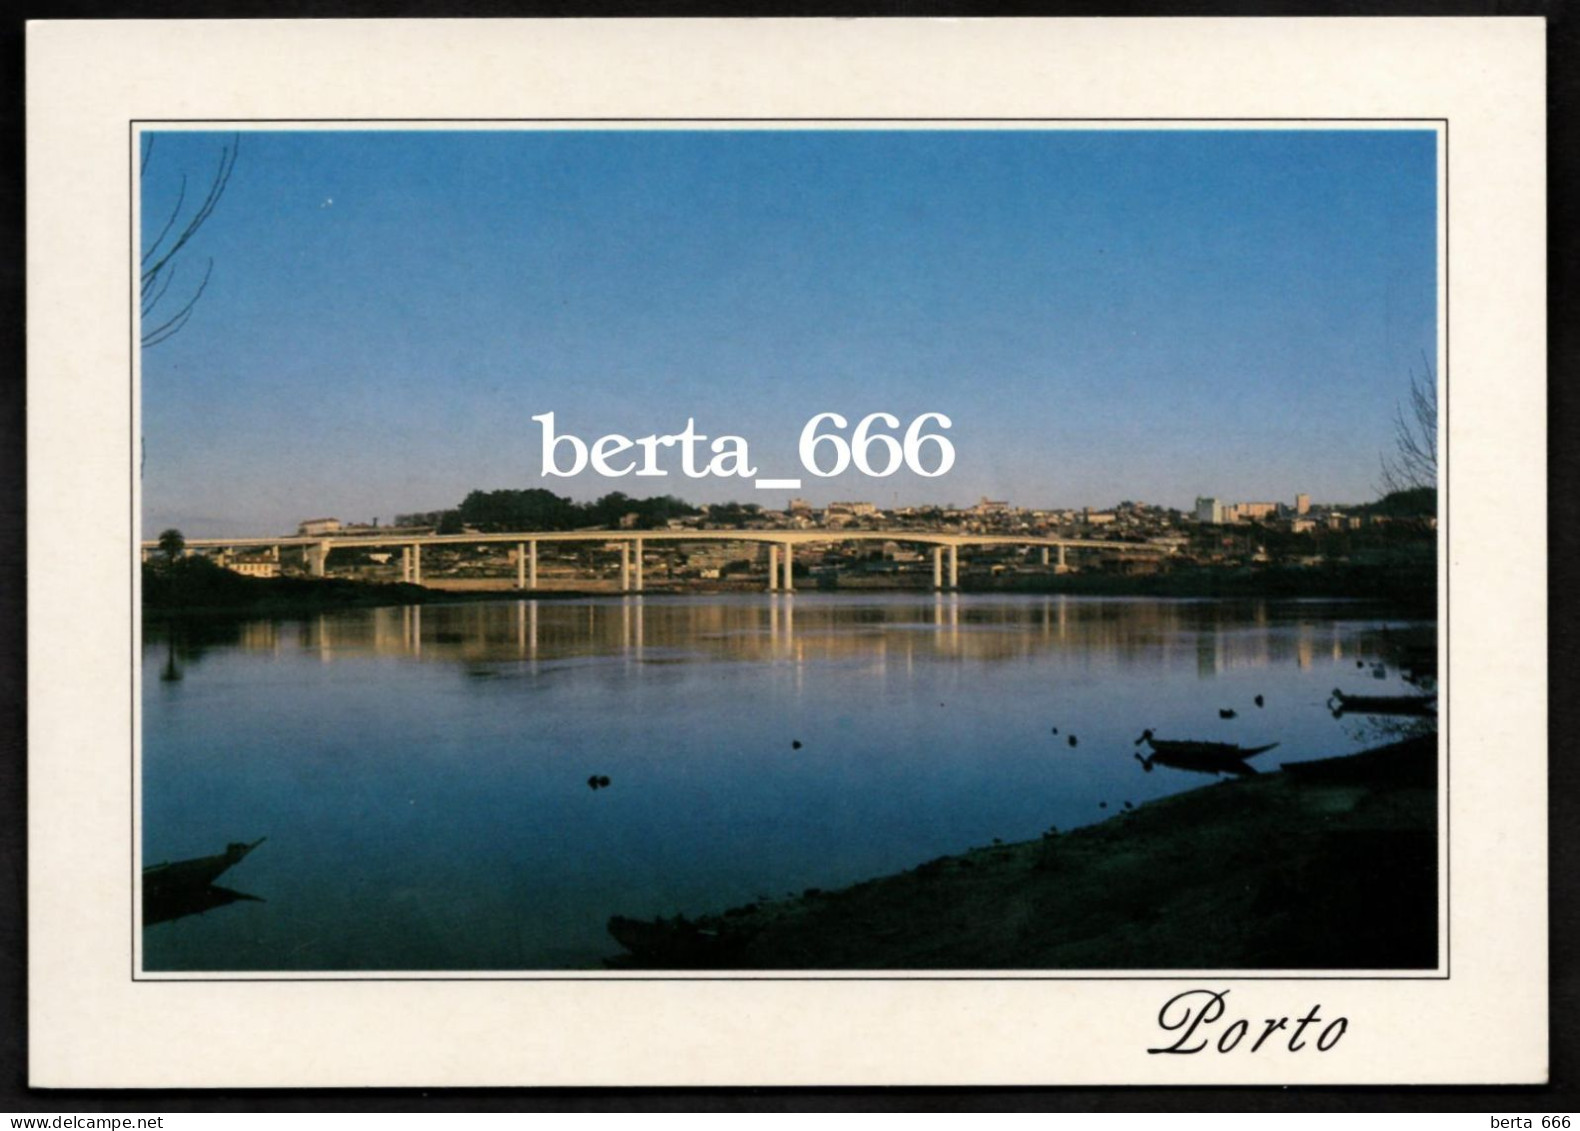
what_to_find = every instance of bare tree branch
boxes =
[1379,357,1438,495]
[142,142,236,283]
[142,258,177,316]
[141,259,213,348]
[141,173,188,274]
[141,135,238,348]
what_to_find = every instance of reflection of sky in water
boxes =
[141,594,1430,972]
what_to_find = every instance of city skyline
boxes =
[139,127,1439,538]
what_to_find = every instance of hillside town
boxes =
[167,485,1436,595]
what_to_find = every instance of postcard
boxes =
[27,19,1546,1087]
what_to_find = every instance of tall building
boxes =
[1296,493,1311,515]
[1223,501,1277,523]
[1195,497,1224,524]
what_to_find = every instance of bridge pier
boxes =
[140,532,1165,591]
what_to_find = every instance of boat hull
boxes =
[1328,691,1437,717]
[142,838,266,927]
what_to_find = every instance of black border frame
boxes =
[7,5,1573,1113]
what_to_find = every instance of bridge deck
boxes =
[146,529,1171,553]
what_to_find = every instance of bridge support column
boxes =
[516,543,526,589]
[1057,544,1067,572]
[933,547,943,589]
[768,545,779,591]
[400,546,411,582]
[948,545,958,589]
[620,542,631,592]
[634,537,644,592]
[308,541,330,577]
[782,543,794,592]
[529,540,538,589]
[412,544,422,584]
[1041,546,1049,566]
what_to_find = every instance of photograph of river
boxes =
[136,125,1440,974]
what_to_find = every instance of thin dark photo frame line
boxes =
[133,116,1447,123]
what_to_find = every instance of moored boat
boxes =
[143,838,266,900]
[1327,690,1437,717]
[1133,730,1279,776]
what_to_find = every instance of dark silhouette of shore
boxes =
[606,735,1438,971]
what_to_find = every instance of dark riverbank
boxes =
[971,558,1435,611]
[605,734,1438,971]
[142,558,599,618]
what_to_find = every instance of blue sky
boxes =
[139,128,1438,538]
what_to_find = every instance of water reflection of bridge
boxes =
[207,596,1371,677]
[143,529,1172,592]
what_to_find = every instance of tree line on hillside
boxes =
[430,489,706,533]
[389,485,1436,539]
[1360,486,1436,519]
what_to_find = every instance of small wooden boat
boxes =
[143,838,266,897]
[1327,689,1437,717]
[143,839,265,926]
[1133,730,1279,776]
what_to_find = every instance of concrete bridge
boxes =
[143,528,1174,592]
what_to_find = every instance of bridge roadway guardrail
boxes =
[142,528,1173,591]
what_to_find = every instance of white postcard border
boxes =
[27,18,1546,1087]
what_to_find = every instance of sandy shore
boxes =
[605,734,1437,971]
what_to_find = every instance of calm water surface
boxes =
[141,594,1429,971]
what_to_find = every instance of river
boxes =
[139,593,1431,972]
